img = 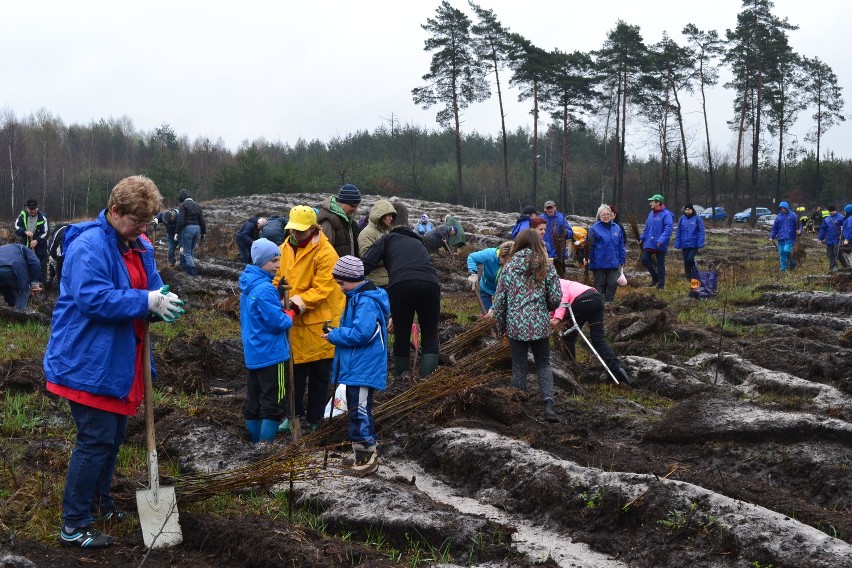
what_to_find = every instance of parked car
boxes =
[699,207,727,220]
[733,207,772,222]
[691,205,707,215]
[757,214,777,226]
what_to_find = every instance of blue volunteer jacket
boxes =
[770,211,800,241]
[587,220,626,269]
[818,212,844,245]
[843,216,852,242]
[674,213,706,249]
[43,210,163,399]
[466,247,502,296]
[639,207,674,252]
[328,282,390,390]
[239,264,293,369]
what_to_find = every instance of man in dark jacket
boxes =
[318,184,361,258]
[235,215,268,263]
[14,198,49,278]
[155,208,179,265]
[47,223,69,288]
[361,226,441,378]
[175,189,206,276]
[259,215,288,245]
[0,243,43,310]
[510,206,537,238]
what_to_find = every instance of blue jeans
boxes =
[641,250,666,288]
[479,287,494,313]
[166,231,178,265]
[777,239,795,271]
[681,248,698,279]
[62,401,128,528]
[346,385,376,446]
[179,225,201,274]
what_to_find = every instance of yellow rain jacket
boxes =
[274,230,344,364]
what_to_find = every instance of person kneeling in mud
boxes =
[550,278,632,386]
[491,229,562,423]
[323,255,390,474]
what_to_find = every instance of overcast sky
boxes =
[2,0,849,161]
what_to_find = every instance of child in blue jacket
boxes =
[239,238,295,443]
[323,255,390,474]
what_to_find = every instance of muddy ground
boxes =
[1,194,851,568]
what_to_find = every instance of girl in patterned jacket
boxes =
[492,229,563,423]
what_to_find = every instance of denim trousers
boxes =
[681,248,698,278]
[62,401,128,528]
[346,385,377,446]
[479,287,494,313]
[508,337,554,402]
[641,250,667,288]
[180,225,201,270]
[166,232,178,265]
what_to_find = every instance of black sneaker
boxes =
[351,448,379,474]
[98,510,128,522]
[60,525,115,548]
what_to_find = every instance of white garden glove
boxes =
[174,233,179,242]
[467,273,479,291]
[147,285,185,322]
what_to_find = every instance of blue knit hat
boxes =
[337,184,361,205]
[251,238,280,267]
[845,204,852,215]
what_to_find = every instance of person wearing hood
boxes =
[769,201,801,272]
[491,229,563,423]
[511,206,537,239]
[174,188,206,276]
[388,196,410,227]
[44,176,185,549]
[0,243,42,310]
[674,204,706,280]
[361,225,441,378]
[318,184,361,258]
[273,206,345,433]
[586,204,626,303]
[442,214,466,251]
[639,194,674,289]
[357,200,397,287]
[416,214,433,236]
[817,205,846,272]
[466,240,514,313]
[235,215,268,264]
[841,204,852,267]
[239,239,295,443]
[323,255,391,474]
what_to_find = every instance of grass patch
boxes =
[0,320,50,363]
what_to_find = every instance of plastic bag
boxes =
[323,384,348,418]
[689,262,718,299]
[617,268,627,286]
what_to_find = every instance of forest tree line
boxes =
[0,0,847,224]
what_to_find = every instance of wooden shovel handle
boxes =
[142,322,159,490]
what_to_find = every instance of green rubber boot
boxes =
[394,356,410,377]
[419,354,440,378]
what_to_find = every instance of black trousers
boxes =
[561,290,622,374]
[242,361,287,422]
[285,358,332,425]
[389,280,440,357]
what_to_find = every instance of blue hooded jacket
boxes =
[239,264,293,369]
[328,282,390,390]
[770,210,800,241]
[467,247,502,296]
[43,210,163,399]
[639,207,674,252]
[587,220,626,269]
[674,212,706,249]
[818,212,844,245]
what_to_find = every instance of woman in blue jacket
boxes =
[324,255,391,474]
[769,201,801,272]
[466,241,514,313]
[44,176,185,549]
[586,204,626,303]
[674,204,706,279]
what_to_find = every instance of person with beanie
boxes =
[318,183,362,258]
[323,255,390,474]
[639,194,674,289]
[174,189,206,276]
[770,201,801,272]
[818,205,846,272]
[273,205,345,433]
[14,198,50,278]
[239,238,295,443]
[674,204,706,280]
[416,214,433,236]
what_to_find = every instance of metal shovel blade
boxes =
[136,483,182,548]
[135,323,183,548]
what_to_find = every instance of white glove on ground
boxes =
[148,285,185,322]
[467,273,479,290]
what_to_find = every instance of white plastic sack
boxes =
[323,384,347,418]
[617,268,627,286]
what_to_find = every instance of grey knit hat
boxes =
[332,255,365,282]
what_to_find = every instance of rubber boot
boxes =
[259,419,281,442]
[543,399,561,423]
[245,419,262,444]
[419,354,440,378]
[394,356,410,377]
[278,417,290,433]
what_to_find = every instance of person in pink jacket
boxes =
[550,279,632,385]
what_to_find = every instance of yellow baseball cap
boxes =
[285,206,317,231]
